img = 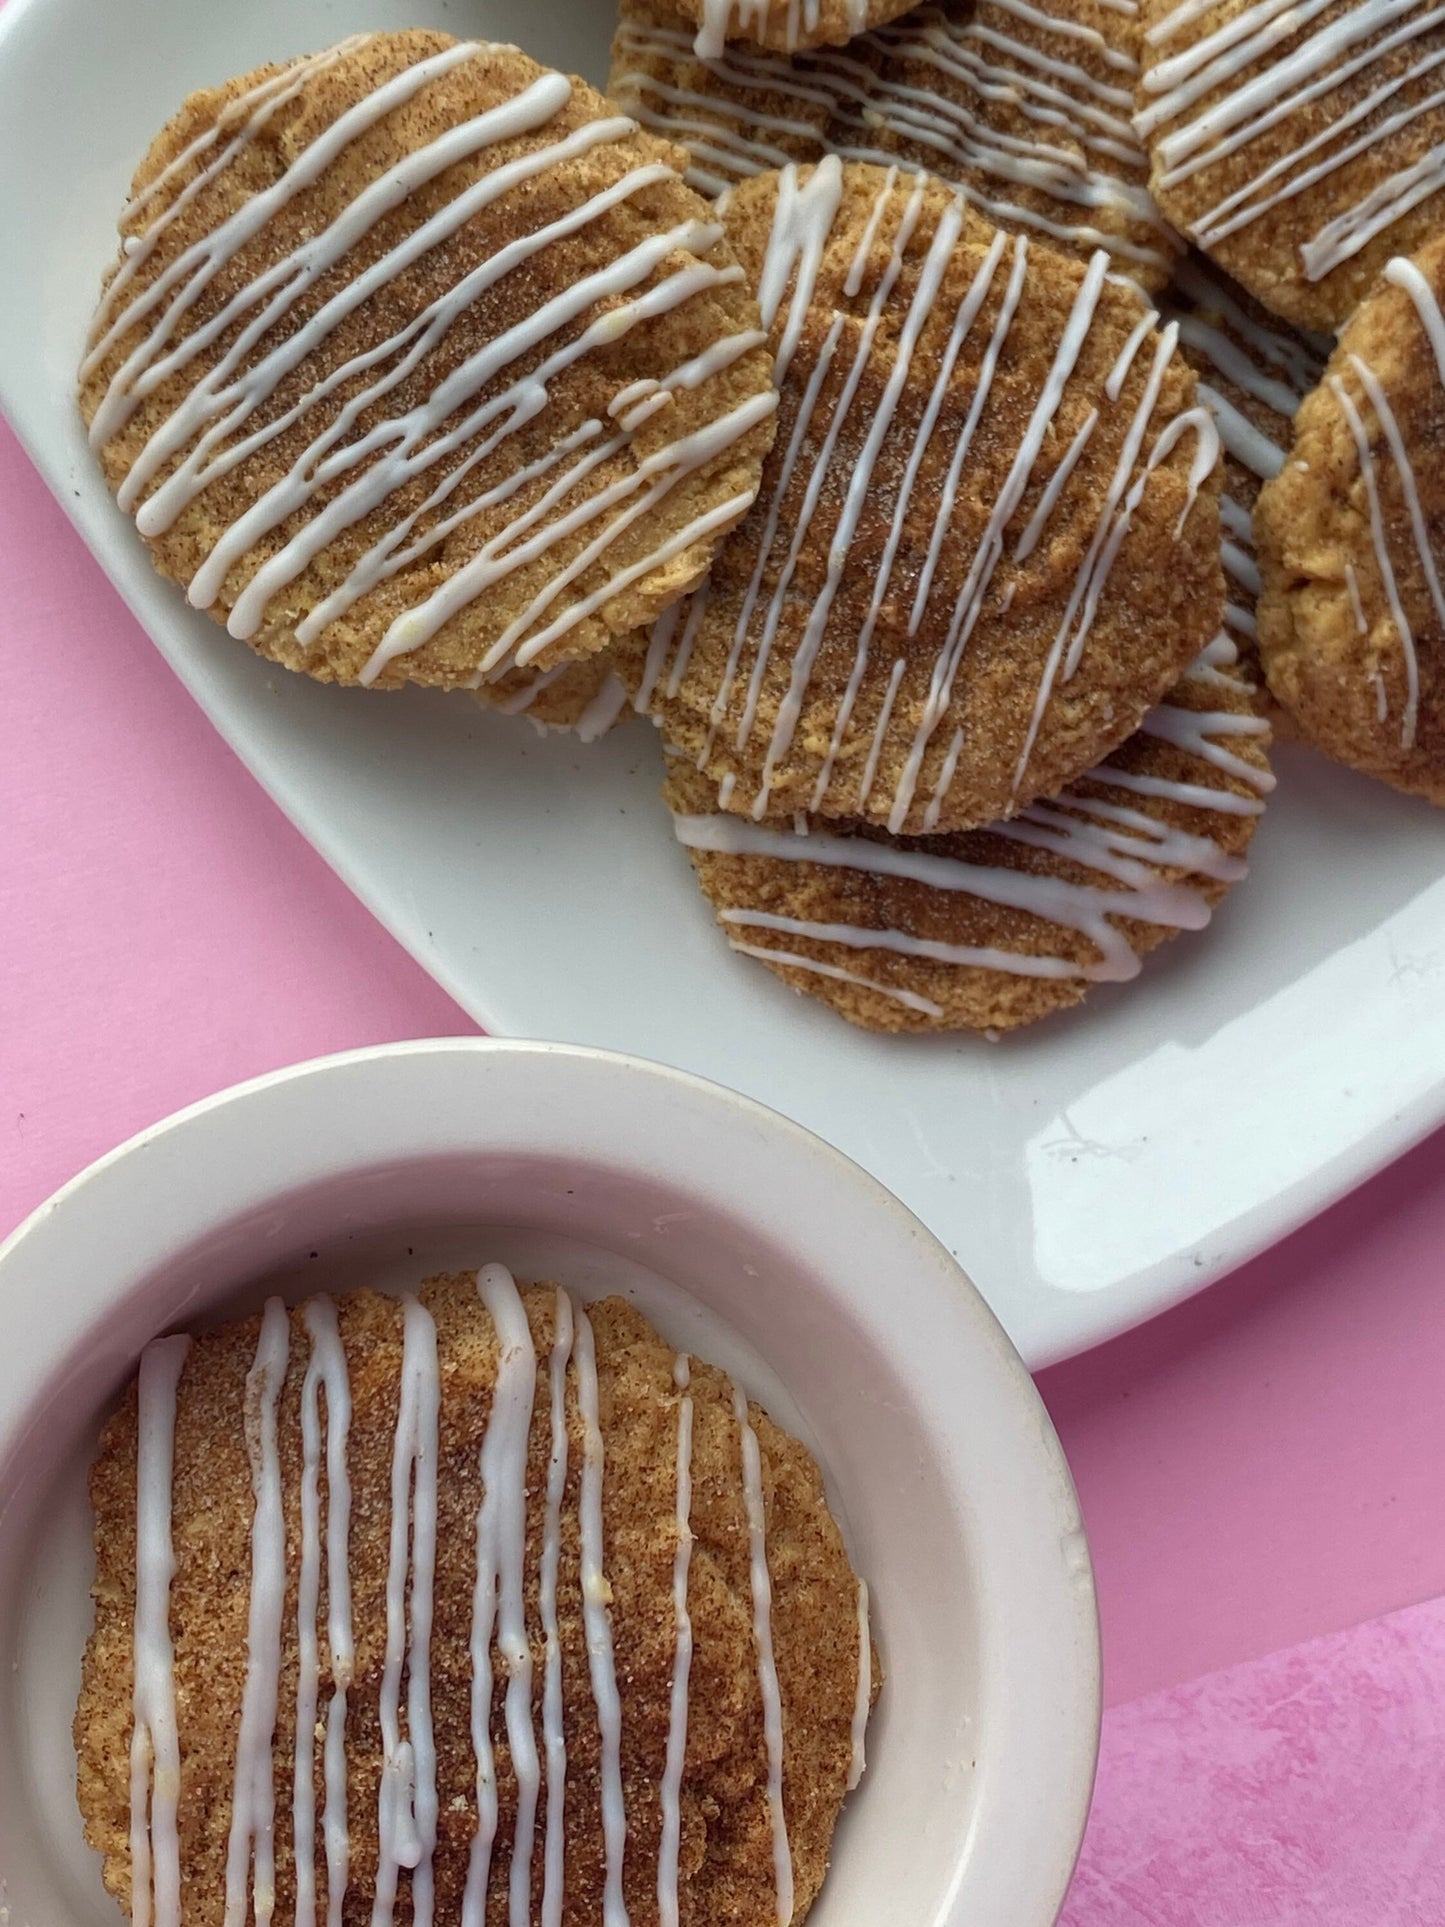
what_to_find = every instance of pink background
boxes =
[4,415,1445,1709]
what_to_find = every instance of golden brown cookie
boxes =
[666,638,1273,1031]
[1162,250,1329,693]
[1256,236,1445,803]
[80,32,777,691]
[610,0,1178,288]
[77,1273,874,1926]
[674,0,916,55]
[1135,0,1445,333]
[620,160,1225,836]
[485,650,635,737]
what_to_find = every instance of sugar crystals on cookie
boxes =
[1256,234,1445,802]
[621,158,1225,836]
[80,33,778,693]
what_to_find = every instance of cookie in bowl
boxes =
[79,32,778,693]
[76,1269,875,1925]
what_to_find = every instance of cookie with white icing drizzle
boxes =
[617,158,1224,835]
[1161,250,1329,697]
[1135,0,1445,332]
[76,1273,876,1927]
[79,32,778,691]
[675,0,917,57]
[665,635,1273,1030]
[1256,235,1445,804]
[610,0,1179,289]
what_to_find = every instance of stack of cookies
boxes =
[81,6,1445,1035]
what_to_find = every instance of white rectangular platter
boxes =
[2,0,1443,1367]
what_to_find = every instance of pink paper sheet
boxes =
[1063,1593,1445,1923]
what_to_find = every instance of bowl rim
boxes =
[0,1036,1101,1924]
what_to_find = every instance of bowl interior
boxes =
[0,1044,1097,1925]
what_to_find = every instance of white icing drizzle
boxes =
[1387,252,1445,384]
[756,152,847,366]
[91,46,771,684]
[90,41,491,444]
[847,1581,871,1792]
[658,1356,696,1927]
[223,1300,291,1927]
[494,660,573,717]
[1106,309,1158,399]
[125,76,599,530]
[373,1297,441,1927]
[1221,535,1261,595]
[891,236,1095,817]
[1302,136,1445,282]
[645,159,1212,829]
[686,811,1208,980]
[1219,492,1253,540]
[696,0,871,60]
[1194,379,1286,482]
[575,673,633,743]
[1329,372,1420,749]
[540,1290,575,1927]
[1183,327,1308,421]
[495,662,633,740]
[1225,599,1258,639]
[86,42,366,371]
[127,1278,856,1927]
[674,641,1271,988]
[698,160,847,755]
[613,0,1173,271]
[1348,351,1445,637]
[729,940,949,1013]
[1346,560,1368,635]
[130,1334,191,1927]
[220,199,739,644]
[1162,252,1325,667]
[574,1305,631,1927]
[463,1266,541,1927]
[1321,284,1445,753]
[1137,0,1445,284]
[1136,700,1273,787]
[757,173,952,813]
[731,1381,793,1925]
[295,1297,355,1927]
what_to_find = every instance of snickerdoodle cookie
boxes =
[667,636,1272,1030]
[1255,235,1445,803]
[76,1272,874,1925]
[620,158,1225,835]
[80,32,777,691]
[1135,0,1445,332]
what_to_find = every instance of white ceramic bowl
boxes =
[0,1038,1099,1925]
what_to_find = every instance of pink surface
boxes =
[1063,1593,1445,1924]
[4,411,1445,1720]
